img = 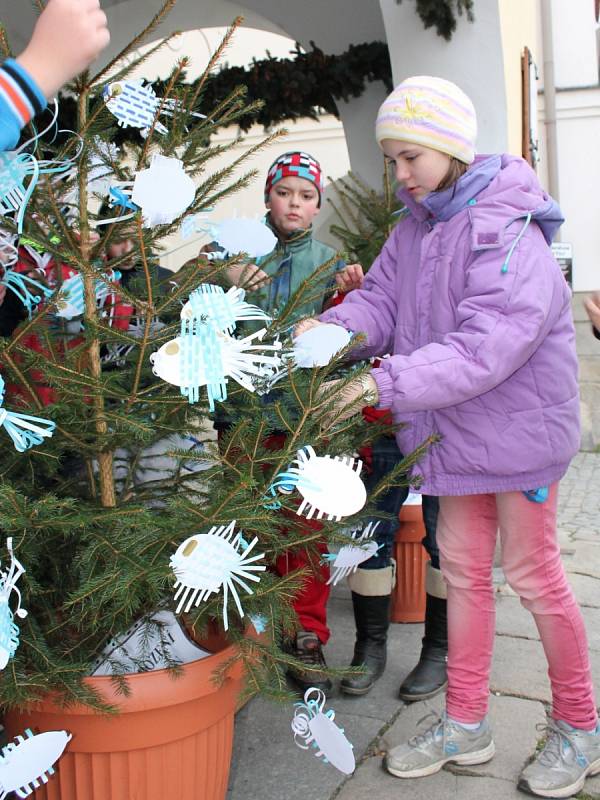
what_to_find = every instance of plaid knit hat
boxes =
[375,76,477,164]
[264,151,324,206]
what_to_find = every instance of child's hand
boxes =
[16,0,110,99]
[224,263,270,292]
[584,292,600,330]
[335,263,364,293]
[293,318,323,337]
[316,374,378,424]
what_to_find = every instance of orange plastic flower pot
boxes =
[390,504,428,623]
[5,628,244,800]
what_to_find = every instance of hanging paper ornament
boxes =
[269,446,366,521]
[149,326,282,411]
[103,80,170,136]
[0,374,55,452]
[0,150,75,233]
[101,155,196,228]
[180,284,271,336]
[170,520,266,631]
[325,522,381,586]
[206,217,277,259]
[292,688,355,775]
[0,728,71,799]
[293,324,352,368]
[0,538,28,670]
[132,155,196,227]
[103,80,206,138]
[54,269,121,319]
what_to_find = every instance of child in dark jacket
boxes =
[295,75,598,799]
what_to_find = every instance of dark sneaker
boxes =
[385,712,495,778]
[287,630,332,695]
[518,718,600,798]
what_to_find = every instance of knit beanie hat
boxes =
[375,76,477,164]
[264,151,324,206]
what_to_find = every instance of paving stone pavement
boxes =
[227,452,600,800]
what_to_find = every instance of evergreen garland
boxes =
[398,0,475,41]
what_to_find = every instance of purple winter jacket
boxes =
[320,154,580,496]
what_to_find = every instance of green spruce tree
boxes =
[0,4,431,711]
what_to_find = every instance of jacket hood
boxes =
[398,154,564,249]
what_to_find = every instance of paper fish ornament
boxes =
[207,217,277,259]
[170,520,266,631]
[0,151,73,233]
[0,728,71,799]
[293,324,352,368]
[150,326,282,411]
[292,688,355,775]
[54,269,121,319]
[103,80,206,138]
[268,446,367,521]
[0,538,27,670]
[181,284,271,336]
[325,522,381,585]
[0,374,55,452]
[103,80,170,136]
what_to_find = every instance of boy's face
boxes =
[266,176,320,235]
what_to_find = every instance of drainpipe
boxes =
[540,0,560,231]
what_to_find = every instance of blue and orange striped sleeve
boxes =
[0,58,46,151]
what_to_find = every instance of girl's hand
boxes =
[17,0,110,99]
[224,263,270,291]
[317,374,379,423]
[584,292,600,330]
[293,318,323,338]
[335,263,364,293]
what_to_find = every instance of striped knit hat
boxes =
[264,151,324,206]
[375,76,477,164]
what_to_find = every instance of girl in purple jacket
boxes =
[296,76,599,798]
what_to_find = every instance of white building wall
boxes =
[378,0,509,154]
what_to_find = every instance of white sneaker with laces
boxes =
[385,711,495,779]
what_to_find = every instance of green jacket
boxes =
[254,218,343,323]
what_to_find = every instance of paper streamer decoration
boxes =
[268,446,366,521]
[0,150,75,233]
[170,521,266,631]
[325,521,381,585]
[0,268,54,317]
[150,327,282,411]
[0,728,71,798]
[293,324,352,368]
[0,538,28,670]
[54,269,121,319]
[208,217,277,259]
[292,688,355,774]
[181,284,271,336]
[103,80,206,138]
[0,374,55,452]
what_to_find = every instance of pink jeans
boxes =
[436,484,597,728]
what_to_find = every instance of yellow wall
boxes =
[498,0,539,156]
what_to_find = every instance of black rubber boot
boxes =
[341,591,391,696]
[287,630,332,696]
[398,593,448,701]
